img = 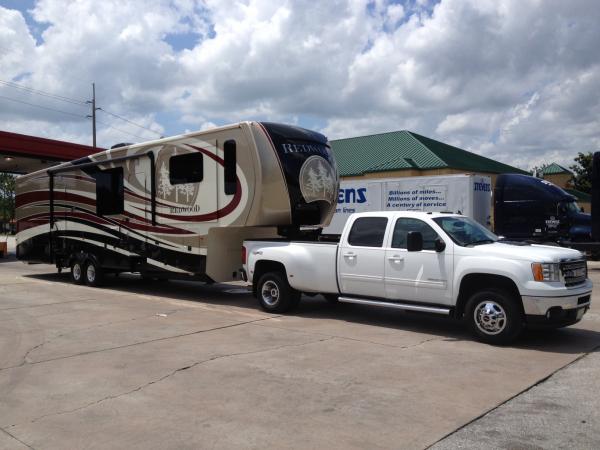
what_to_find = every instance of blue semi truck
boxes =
[494,173,591,242]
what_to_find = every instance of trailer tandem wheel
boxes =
[84,258,104,287]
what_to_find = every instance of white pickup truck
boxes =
[242,211,592,344]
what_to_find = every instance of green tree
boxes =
[570,152,593,194]
[0,173,16,231]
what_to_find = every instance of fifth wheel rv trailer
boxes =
[16,122,339,284]
[323,174,492,235]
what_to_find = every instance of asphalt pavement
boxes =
[0,238,599,449]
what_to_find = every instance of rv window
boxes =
[95,168,124,216]
[224,140,236,195]
[169,153,203,185]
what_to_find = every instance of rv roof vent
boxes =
[111,142,134,149]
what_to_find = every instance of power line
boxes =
[95,118,148,141]
[1,95,143,142]
[0,79,87,106]
[0,94,87,119]
[1,78,163,138]
[98,108,162,137]
[1,79,165,144]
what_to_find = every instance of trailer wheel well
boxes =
[252,260,287,297]
[455,274,522,319]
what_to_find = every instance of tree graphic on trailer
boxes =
[158,162,173,199]
[316,161,334,196]
[179,183,195,202]
[305,167,321,195]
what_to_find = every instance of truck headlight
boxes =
[531,263,560,282]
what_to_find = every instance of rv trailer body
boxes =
[16,122,338,282]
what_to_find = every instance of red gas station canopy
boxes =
[0,130,103,174]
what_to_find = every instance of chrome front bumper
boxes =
[522,290,592,316]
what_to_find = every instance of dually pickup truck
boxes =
[242,211,593,344]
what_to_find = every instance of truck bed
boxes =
[244,239,340,294]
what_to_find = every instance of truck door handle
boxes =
[387,255,404,262]
[343,252,356,259]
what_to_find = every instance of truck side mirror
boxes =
[406,231,423,252]
[434,238,446,252]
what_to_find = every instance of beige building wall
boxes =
[543,173,572,189]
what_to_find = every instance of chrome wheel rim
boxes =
[87,264,96,283]
[261,280,280,307]
[73,263,81,280]
[474,301,507,335]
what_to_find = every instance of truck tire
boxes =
[465,289,524,345]
[84,258,104,287]
[71,259,85,285]
[257,272,300,313]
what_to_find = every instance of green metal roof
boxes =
[330,130,528,177]
[542,162,572,175]
[564,188,591,203]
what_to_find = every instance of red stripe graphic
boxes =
[16,191,95,208]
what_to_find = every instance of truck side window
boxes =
[224,140,236,195]
[95,168,124,216]
[392,218,440,250]
[169,153,203,185]
[348,217,388,247]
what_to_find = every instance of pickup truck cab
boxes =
[242,211,592,344]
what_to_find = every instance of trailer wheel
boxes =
[84,259,104,287]
[257,272,300,313]
[465,289,523,345]
[71,259,85,285]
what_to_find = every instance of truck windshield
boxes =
[433,216,498,247]
[559,201,582,216]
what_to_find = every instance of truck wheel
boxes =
[84,259,104,287]
[257,272,300,313]
[71,259,85,285]
[466,290,523,345]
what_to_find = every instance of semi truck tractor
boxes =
[494,173,590,242]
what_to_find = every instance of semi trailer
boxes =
[324,174,492,234]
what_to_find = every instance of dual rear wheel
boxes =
[256,271,300,313]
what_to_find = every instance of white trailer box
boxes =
[324,174,492,234]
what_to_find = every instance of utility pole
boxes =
[86,83,99,148]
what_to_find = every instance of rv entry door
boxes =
[126,157,151,251]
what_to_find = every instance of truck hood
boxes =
[462,241,584,262]
[572,211,591,225]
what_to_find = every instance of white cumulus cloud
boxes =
[0,0,599,171]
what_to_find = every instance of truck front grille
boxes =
[560,260,587,287]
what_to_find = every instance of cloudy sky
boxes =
[1,0,599,170]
